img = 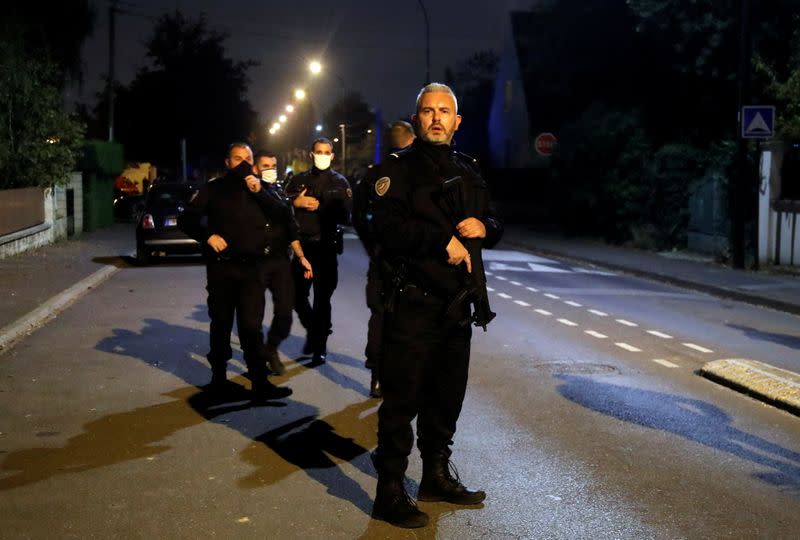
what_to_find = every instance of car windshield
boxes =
[147,185,196,208]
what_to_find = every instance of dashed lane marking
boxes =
[486,287,495,292]
[534,309,552,316]
[526,286,539,293]
[616,319,638,327]
[564,301,583,307]
[683,343,714,354]
[544,293,561,300]
[557,318,579,327]
[588,309,608,317]
[510,281,522,286]
[497,293,512,299]
[585,330,608,339]
[496,276,508,281]
[615,342,642,352]
[514,300,531,307]
[647,330,673,339]
[653,359,679,368]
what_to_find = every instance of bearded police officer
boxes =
[369,84,503,528]
[179,142,293,402]
[285,138,352,365]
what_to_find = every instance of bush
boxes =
[0,41,85,189]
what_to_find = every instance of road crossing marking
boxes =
[647,330,673,339]
[616,319,638,327]
[544,293,561,300]
[588,309,608,317]
[534,309,552,316]
[683,343,714,353]
[526,286,539,292]
[557,318,578,327]
[486,287,495,292]
[497,292,512,299]
[653,359,679,368]
[564,301,583,307]
[496,276,508,281]
[615,342,642,352]
[585,330,608,339]
[514,300,531,307]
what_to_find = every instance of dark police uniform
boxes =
[285,165,352,360]
[179,161,294,397]
[370,138,503,500]
[352,166,384,396]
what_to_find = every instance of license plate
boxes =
[164,217,177,227]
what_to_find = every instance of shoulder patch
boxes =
[375,176,391,197]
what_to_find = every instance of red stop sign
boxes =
[534,132,557,156]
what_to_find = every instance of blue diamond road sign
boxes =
[741,105,775,139]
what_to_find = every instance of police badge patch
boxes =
[375,176,390,197]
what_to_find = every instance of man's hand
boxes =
[456,217,486,239]
[293,188,320,212]
[446,235,472,273]
[244,175,261,193]
[299,256,313,279]
[207,234,228,252]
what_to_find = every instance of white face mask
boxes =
[262,169,278,183]
[313,154,332,170]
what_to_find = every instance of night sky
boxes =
[73,0,531,126]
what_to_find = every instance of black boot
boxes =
[265,344,286,375]
[418,457,486,505]
[369,369,382,398]
[309,351,326,366]
[302,335,314,356]
[372,478,429,528]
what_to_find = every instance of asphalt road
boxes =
[1,235,799,539]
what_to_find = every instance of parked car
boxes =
[135,183,202,265]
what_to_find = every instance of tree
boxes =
[0,41,85,189]
[91,12,256,173]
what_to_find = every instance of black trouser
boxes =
[373,285,472,478]
[206,257,269,380]
[264,257,294,348]
[364,258,383,371]
[292,240,339,354]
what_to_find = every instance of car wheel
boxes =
[136,244,151,266]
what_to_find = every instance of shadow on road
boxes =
[556,374,800,493]
[726,323,800,351]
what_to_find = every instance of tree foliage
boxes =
[0,41,85,189]
[90,12,256,173]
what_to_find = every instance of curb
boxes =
[0,264,121,354]
[502,240,800,317]
[699,359,800,417]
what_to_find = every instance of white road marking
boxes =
[534,309,552,316]
[496,276,508,281]
[683,343,714,353]
[526,286,539,293]
[616,319,638,327]
[514,300,531,307]
[557,318,579,327]
[647,330,673,339]
[497,293,512,299]
[615,342,642,352]
[653,359,679,368]
[544,293,561,300]
[484,271,493,276]
[510,281,522,286]
[585,330,608,339]
[588,309,608,317]
[564,301,583,307]
[486,287,495,292]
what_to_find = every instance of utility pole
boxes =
[731,0,752,269]
[417,0,431,84]
[339,123,347,177]
[107,0,117,142]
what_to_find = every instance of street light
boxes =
[315,124,323,132]
[309,60,322,75]
[286,104,295,113]
[294,88,307,101]
[279,114,288,123]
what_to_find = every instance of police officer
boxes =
[369,84,503,528]
[178,142,293,402]
[353,121,416,398]
[252,150,313,375]
[285,137,352,365]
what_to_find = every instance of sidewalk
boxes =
[0,223,134,351]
